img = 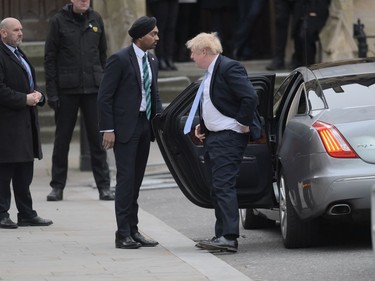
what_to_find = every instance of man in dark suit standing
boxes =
[0,17,53,228]
[184,32,258,253]
[98,16,163,249]
[44,0,114,202]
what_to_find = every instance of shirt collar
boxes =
[207,54,219,76]
[4,43,17,54]
[133,43,147,59]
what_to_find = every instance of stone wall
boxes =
[93,0,146,55]
[320,0,375,61]
[95,0,375,63]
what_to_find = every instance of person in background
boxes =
[200,0,237,58]
[44,0,114,202]
[266,0,296,70]
[292,0,331,67]
[185,32,258,253]
[147,0,179,70]
[232,0,265,61]
[97,16,163,249]
[0,17,53,228]
[175,0,199,62]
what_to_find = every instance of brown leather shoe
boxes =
[0,217,18,229]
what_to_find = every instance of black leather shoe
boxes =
[195,236,216,249]
[47,188,63,201]
[18,216,53,226]
[0,217,18,229]
[198,236,238,253]
[132,232,158,247]
[116,235,141,249]
[99,188,114,200]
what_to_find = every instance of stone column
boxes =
[320,0,357,61]
[93,0,146,54]
[320,0,375,61]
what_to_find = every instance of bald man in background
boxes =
[0,17,52,228]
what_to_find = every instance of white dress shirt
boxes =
[202,55,243,133]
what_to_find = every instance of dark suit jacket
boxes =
[0,41,44,163]
[206,55,258,128]
[98,45,162,142]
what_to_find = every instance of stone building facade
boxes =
[0,0,374,62]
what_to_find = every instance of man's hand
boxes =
[102,132,115,150]
[194,124,205,142]
[26,91,42,107]
[239,124,250,134]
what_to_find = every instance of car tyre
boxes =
[279,170,319,248]
[240,208,276,229]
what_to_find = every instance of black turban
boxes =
[128,16,157,39]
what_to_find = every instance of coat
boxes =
[97,45,163,143]
[207,55,258,127]
[0,41,44,163]
[44,3,107,98]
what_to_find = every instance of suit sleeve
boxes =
[97,53,123,131]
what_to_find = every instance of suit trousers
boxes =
[0,162,37,220]
[50,94,110,190]
[114,115,151,237]
[273,0,295,63]
[204,130,248,238]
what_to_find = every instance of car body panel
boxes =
[273,59,375,221]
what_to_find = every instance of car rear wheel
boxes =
[279,170,319,248]
[240,208,276,229]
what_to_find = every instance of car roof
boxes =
[307,57,375,80]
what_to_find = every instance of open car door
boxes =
[152,74,276,209]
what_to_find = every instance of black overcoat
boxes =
[0,41,44,163]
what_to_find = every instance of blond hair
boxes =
[186,32,223,55]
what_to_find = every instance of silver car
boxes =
[152,58,375,248]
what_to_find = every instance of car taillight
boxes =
[313,121,358,158]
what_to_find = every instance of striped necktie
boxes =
[142,54,151,120]
[14,49,34,91]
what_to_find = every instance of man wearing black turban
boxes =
[98,16,163,249]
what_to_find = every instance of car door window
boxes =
[286,83,307,125]
[273,75,294,116]
[305,80,326,113]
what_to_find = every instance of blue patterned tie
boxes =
[14,49,34,91]
[142,54,151,120]
[183,73,208,134]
